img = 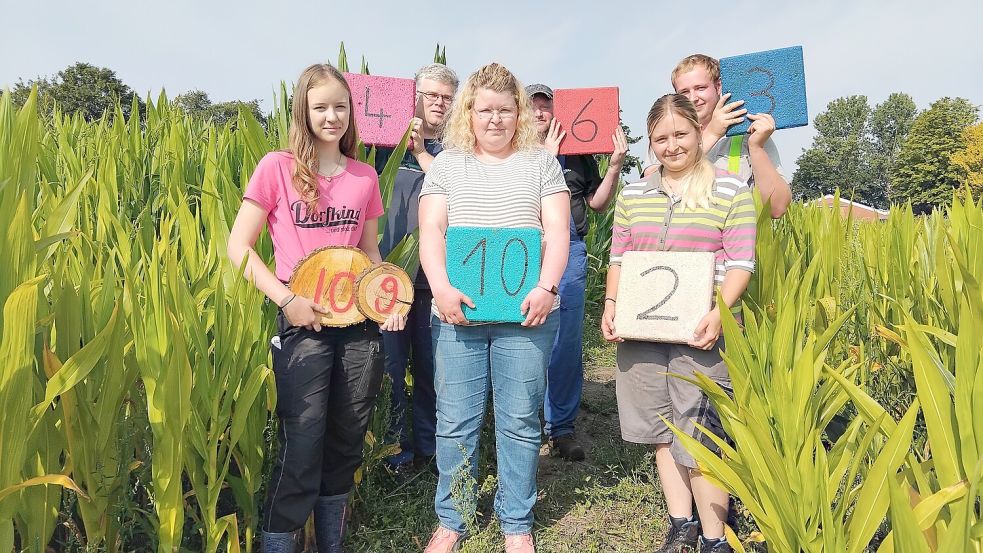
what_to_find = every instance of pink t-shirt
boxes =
[244,151,384,281]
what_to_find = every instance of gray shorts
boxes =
[615,340,732,469]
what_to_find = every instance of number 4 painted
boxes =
[363,87,391,129]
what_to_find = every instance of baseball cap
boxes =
[524,84,554,99]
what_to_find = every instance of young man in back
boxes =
[644,54,791,218]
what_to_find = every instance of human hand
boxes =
[688,307,722,350]
[433,284,474,325]
[705,93,747,143]
[746,113,776,149]
[544,119,566,157]
[601,300,623,342]
[283,295,331,332]
[609,126,628,170]
[408,117,425,155]
[380,312,407,332]
[520,287,555,327]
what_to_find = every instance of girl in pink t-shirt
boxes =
[227,63,404,553]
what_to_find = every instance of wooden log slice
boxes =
[355,263,415,323]
[288,246,371,327]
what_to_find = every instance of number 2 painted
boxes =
[636,266,680,321]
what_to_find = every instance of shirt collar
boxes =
[642,169,671,195]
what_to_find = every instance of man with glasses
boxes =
[376,63,459,476]
[526,84,628,461]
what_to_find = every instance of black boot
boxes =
[655,515,700,552]
[314,493,348,553]
[699,536,733,552]
[550,433,586,461]
[261,530,298,553]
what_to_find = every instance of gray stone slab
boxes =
[613,251,716,343]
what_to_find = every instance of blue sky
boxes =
[3,0,981,179]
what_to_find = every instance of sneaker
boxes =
[655,515,700,553]
[423,526,461,553]
[504,533,535,553]
[699,536,733,552]
[550,434,585,461]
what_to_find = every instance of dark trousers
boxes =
[544,226,588,438]
[262,315,384,533]
[381,288,437,458]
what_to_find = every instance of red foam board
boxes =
[553,87,620,155]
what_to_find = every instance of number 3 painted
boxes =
[636,266,680,321]
[747,67,776,115]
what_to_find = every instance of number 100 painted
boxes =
[446,227,542,323]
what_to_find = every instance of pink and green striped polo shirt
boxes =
[610,168,757,313]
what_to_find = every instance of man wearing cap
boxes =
[527,83,628,461]
[376,63,459,475]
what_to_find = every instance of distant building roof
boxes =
[816,195,890,221]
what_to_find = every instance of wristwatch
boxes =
[538,283,559,295]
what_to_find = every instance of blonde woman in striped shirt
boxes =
[601,94,755,553]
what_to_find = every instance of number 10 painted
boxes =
[446,227,542,323]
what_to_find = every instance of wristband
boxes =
[604,297,617,304]
[279,293,297,309]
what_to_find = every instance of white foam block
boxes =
[614,251,715,343]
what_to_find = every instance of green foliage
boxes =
[174,89,267,128]
[670,191,983,552]
[433,42,447,64]
[951,122,983,198]
[11,62,145,121]
[868,93,919,203]
[889,97,979,213]
[793,93,917,208]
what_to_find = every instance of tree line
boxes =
[792,93,981,213]
[9,62,266,127]
[8,62,981,213]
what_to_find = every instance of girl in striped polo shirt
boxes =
[600,94,755,553]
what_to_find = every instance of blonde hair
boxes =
[440,63,538,153]
[647,94,717,210]
[288,63,359,212]
[670,54,720,89]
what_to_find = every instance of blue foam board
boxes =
[446,227,542,323]
[720,46,808,136]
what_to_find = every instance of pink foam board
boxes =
[344,73,416,147]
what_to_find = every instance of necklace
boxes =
[317,160,346,181]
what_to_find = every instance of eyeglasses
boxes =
[472,107,518,120]
[418,91,454,105]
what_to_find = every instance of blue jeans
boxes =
[382,289,437,459]
[431,313,559,535]
[544,235,588,439]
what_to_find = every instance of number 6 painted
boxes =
[571,98,599,142]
